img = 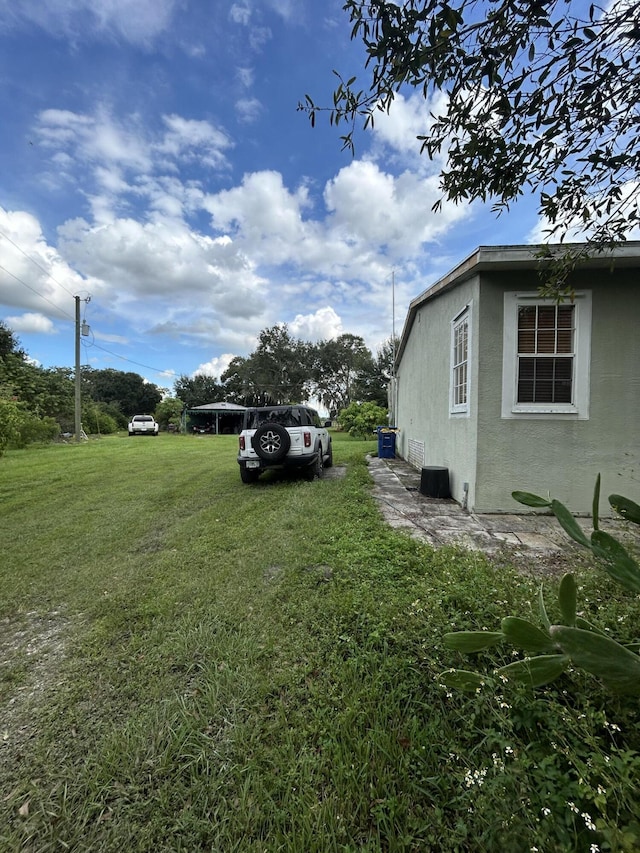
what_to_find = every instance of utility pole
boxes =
[74,295,81,442]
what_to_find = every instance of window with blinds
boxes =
[516,304,574,404]
[502,291,590,419]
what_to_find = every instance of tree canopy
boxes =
[303,1,640,258]
[82,368,162,417]
[312,333,376,415]
[174,374,224,409]
[221,325,313,406]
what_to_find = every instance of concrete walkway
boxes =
[367,456,639,567]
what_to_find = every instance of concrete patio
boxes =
[367,455,639,568]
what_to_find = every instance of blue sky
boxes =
[0,0,543,392]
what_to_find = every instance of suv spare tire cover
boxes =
[252,422,291,462]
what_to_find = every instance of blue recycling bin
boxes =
[377,426,398,459]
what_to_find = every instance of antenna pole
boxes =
[392,269,396,376]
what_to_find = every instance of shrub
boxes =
[0,396,21,456]
[338,401,388,438]
[12,414,60,448]
[88,409,119,435]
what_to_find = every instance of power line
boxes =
[82,338,175,379]
[0,230,176,381]
[0,226,79,299]
[0,262,75,321]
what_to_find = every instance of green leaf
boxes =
[609,495,640,525]
[512,491,551,508]
[538,585,551,630]
[590,531,640,592]
[496,654,569,688]
[550,626,640,695]
[591,529,631,563]
[437,669,491,692]
[575,616,607,636]
[602,556,640,594]
[443,631,503,653]
[558,573,577,626]
[592,473,601,531]
[550,499,590,547]
[501,617,557,653]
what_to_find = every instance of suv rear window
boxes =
[244,407,308,429]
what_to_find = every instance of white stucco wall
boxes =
[395,276,480,506]
[475,269,640,514]
[396,265,639,515]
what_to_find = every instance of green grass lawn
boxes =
[1,433,639,852]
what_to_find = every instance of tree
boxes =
[82,368,162,418]
[303,1,640,267]
[312,334,376,415]
[173,375,224,409]
[155,397,184,429]
[222,326,313,406]
[0,322,25,360]
[220,356,261,407]
[353,336,399,408]
[0,396,21,456]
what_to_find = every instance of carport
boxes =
[183,402,246,434]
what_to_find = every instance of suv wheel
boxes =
[305,447,323,480]
[324,440,333,468]
[252,422,291,462]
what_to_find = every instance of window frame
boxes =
[450,304,471,416]
[501,291,592,420]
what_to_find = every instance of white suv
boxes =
[237,405,332,483]
[128,414,159,436]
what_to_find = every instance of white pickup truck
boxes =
[128,414,159,436]
[237,405,332,483]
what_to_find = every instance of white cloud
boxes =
[38,108,151,173]
[229,4,251,25]
[5,312,57,334]
[0,206,89,319]
[36,108,232,197]
[266,0,296,21]
[158,115,232,169]
[324,159,469,253]
[236,67,254,88]
[203,170,310,255]
[58,216,264,305]
[526,180,640,244]
[235,98,262,124]
[369,91,448,164]
[193,353,236,379]
[248,26,271,50]
[1,0,178,45]
[288,307,343,342]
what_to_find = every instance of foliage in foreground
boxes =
[302,1,640,266]
[1,438,639,851]
[441,476,640,696]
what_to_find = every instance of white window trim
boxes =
[501,291,592,420]
[450,304,471,416]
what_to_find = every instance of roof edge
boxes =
[395,241,640,366]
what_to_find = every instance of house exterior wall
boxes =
[396,262,639,515]
[395,276,480,506]
[474,268,640,514]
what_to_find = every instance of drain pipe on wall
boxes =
[462,481,469,512]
